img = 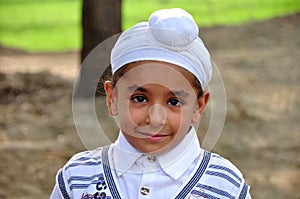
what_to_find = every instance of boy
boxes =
[50,8,251,198]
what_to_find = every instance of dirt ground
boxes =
[0,13,299,199]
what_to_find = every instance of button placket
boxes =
[138,155,158,198]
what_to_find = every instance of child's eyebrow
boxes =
[128,85,147,92]
[171,90,190,98]
[128,85,189,98]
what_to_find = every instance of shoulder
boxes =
[68,147,104,162]
[55,147,108,198]
[60,148,104,184]
[63,147,105,174]
[208,152,244,181]
[194,151,251,198]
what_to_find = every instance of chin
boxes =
[139,144,172,155]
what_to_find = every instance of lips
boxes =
[136,131,171,142]
[137,131,169,137]
[151,134,168,137]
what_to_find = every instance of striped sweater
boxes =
[53,145,251,199]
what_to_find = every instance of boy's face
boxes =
[105,61,209,154]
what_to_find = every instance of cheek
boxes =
[129,106,148,124]
[116,100,132,128]
[118,102,148,128]
[168,111,186,128]
[171,108,194,131]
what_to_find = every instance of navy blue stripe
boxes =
[69,180,99,190]
[58,170,71,199]
[65,161,100,170]
[212,154,223,159]
[74,156,101,161]
[206,171,240,188]
[190,190,220,199]
[70,183,90,190]
[102,146,122,199]
[67,174,103,184]
[238,183,249,199]
[196,184,235,199]
[175,151,211,199]
[69,177,106,190]
[209,164,242,182]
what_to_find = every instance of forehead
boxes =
[124,60,195,82]
[115,60,196,94]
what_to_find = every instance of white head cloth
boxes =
[111,8,212,88]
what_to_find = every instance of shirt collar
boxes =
[156,127,201,180]
[113,132,142,176]
[112,127,201,180]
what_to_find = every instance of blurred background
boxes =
[0,0,299,198]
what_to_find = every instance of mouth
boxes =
[136,131,171,142]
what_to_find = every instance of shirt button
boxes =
[140,186,150,195]
[147,156,156,163]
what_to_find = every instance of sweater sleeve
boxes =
[50,168,71,199]
[239,183,252,199]
[49,184,64,199]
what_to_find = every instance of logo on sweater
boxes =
[81,174,112,199]
[81,192,112,199]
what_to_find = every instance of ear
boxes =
[192,91,210,125]
[104,81,118,116]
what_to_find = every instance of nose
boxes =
[148,104,167,127]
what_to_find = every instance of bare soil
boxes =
[0,13,299,199]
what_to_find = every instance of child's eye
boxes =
[168,98,183,107]
[131,95,147,103]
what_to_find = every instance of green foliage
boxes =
[0,0,81,52]
[0,0,299,52]
[122,0,300,28]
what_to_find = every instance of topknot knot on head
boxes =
[148,8,199,51]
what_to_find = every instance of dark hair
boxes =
[97,63,204,98]
[96,65,113,96]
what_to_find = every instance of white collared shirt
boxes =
[111,127,201,199]
[50,127,252,198]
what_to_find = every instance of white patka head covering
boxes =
[111,8,212,88]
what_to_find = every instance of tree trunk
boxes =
[81,0,121,61]
[75,0,121,98]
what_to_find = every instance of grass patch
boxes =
[122,0,300,28]
[0,0,81,52]
[0,0,299,52]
